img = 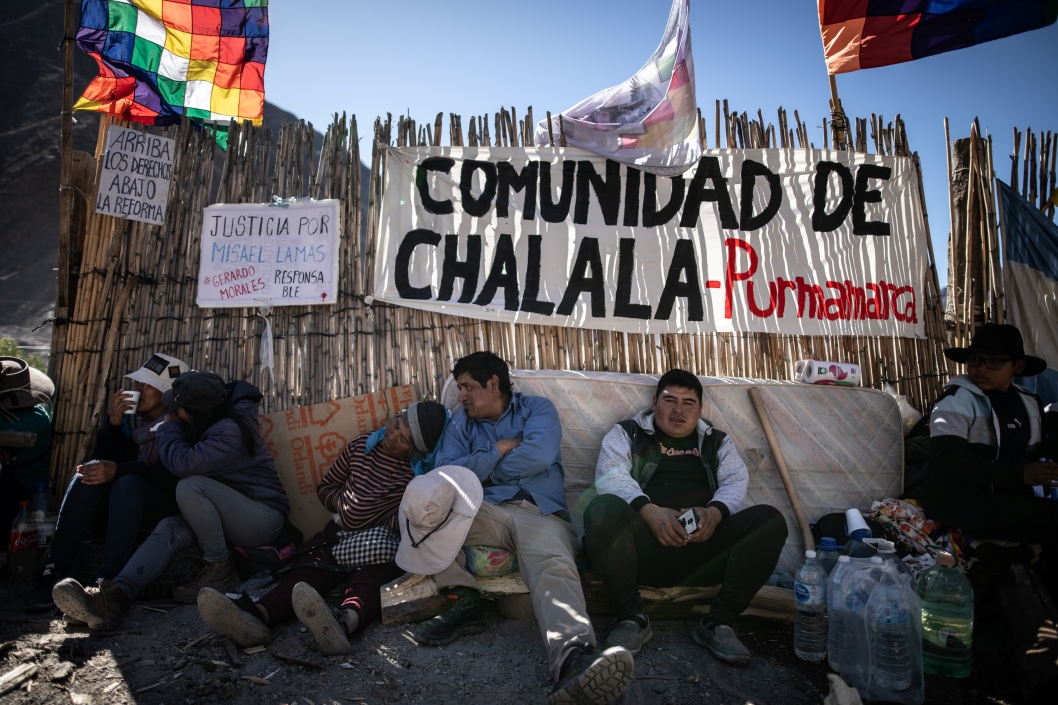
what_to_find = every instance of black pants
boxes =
[582,494,788,627]
[924,483,1058,546]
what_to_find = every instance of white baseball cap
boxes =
[396,466,483,576]
[125,353,189,393]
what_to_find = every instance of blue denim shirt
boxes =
[435,392,567,515]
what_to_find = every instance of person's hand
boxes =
[163,410,182,424]
[495,438,522,457]
[1024,460,1058,487]
[108,390,137,425]
[639,503,689,547]
[685,506,723,543]
[77,460,117,486]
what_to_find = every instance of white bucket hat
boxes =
[125,353,189,393]
[396,466,483,576]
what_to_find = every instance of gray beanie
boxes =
[404,401,448,455]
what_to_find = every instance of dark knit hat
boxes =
[405,401,448,455]
[162,370,228,410]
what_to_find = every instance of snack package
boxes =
[462,545,519,577]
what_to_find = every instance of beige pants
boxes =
[432,500,596,680]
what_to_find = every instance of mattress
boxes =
[440,370,904,573]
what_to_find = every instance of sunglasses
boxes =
[965,355,1014,371]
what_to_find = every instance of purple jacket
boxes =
[155,381,290,516]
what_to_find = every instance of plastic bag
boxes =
[883,382,923,436]
[462,545,519,577]
[836,558,924,705]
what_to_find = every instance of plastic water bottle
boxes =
[872,540,916,589]
[818,537,839,575]
[8,501,38,583]
[28,480,59,549]
[869,570,913,691]
[794,550,828,662]
[917,552,973,678]
[827,555,852,672]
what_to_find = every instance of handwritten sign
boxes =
[196,199,342,308]
[95,124,174,225]
[259,386,417,537]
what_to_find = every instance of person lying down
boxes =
[196,401,449,655]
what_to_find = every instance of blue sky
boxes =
[265,0,1058,280]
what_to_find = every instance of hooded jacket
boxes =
[926,375,1043,494]
[155,381,290,516]
[594,408,749,519]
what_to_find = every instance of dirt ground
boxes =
[0,577,1037,705]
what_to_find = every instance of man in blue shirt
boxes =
[410,352,633,705]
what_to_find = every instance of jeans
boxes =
[48,475,172,581]
[431,500,595,682]
[583,494,788,627]
[113,475,284,599]
[257,561,404,632]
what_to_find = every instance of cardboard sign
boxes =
[259,386,417,538]
[374,147,929,338]
[196,199,342,308]
[95,124,174,225]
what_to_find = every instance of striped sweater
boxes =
[316,435,413,532]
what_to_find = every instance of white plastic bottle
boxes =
[794,549,828,662]
[827,555,852,672]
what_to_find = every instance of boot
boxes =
[52,578,131,630]
[172,559,240,604]
[197,588,272,647]
[411,587,486,646]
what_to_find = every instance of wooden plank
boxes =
[382,570,794,625]
[380,573,445,626]
[0,664,39,697]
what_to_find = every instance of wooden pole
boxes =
[748,387,815,553]
[828,74,846,150]
[51,0,78,379]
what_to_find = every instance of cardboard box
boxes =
[259,386,417,537]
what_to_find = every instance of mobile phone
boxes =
[678,508,698,535]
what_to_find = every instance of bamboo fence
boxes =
[49,102,953,489]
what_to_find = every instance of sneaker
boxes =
[292,582,352,655]
[52,578,130,630]
[197,588,272,647]
[603,614,652,655]
[411,587,486,646]
[691,620,751,665]
[172,559,240,604]
[545,646,635,705]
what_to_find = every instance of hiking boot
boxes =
[691,620,751,665]
[603,614,653,655]
[292,582,353,655]
[172,559,239,604]
[52,578,130,630]
[197,588,272,648]
[411,587,486,646]
[545,646,635,705]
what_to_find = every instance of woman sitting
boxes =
[36,354,188,599]
[53,370,289,628]
[196,400,448,654]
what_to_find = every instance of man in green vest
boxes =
[583,369,787,666]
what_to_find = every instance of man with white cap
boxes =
[32,353,189,600]
[398,351,633,705]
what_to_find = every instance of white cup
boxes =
[123,390,141,414]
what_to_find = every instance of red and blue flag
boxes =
[819,1,1057,74]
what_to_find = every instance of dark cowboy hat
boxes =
[944,323,1048,376]
[0,357,55,411]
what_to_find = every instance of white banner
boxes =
[196,200,341,308]
[374,147,928,337]
[95,125,174,225]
